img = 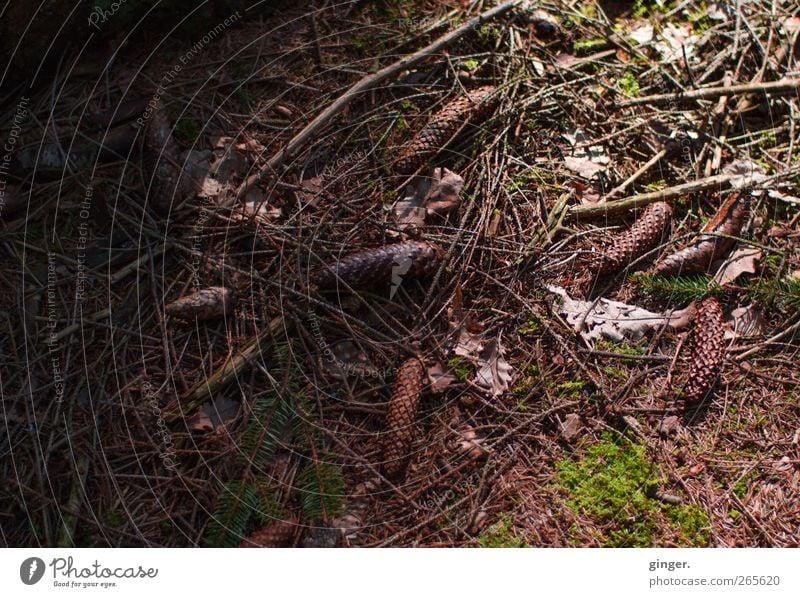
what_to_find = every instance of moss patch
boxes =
[555,434,711,546]
[477,514,527,548]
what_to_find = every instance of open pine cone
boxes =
[383,358,426,478]
[395,85,498,175]
[683,296,725,404]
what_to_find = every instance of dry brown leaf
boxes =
[454,324,484,360]
[474,335,514,397]
[560,413,582,441]
[725,303,767,339]
[394,167,464,229]
[427,362,457,393]
[713,245,762,285]
[188,394,239,433]
[548,285,688,346]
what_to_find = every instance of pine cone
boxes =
[683,297,725,404]
[383,358,425,478]
[143,100,196,212]
[395,86,498,175]
[238,519,297,548]
[595,201,672,274]
[165,286,237,320]
[653,193,749,276]
[309,240,445,291]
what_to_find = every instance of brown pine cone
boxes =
[383,358,426,478]
[309,240,445,291]
[653,193,749,276]
[395,86,498,175]
[143,100,196,212]
[595,201,672,275]
[165,286,237,320]
[238,519,297,548]
[682,297,725,404]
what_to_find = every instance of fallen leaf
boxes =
[654,23,698,63]
[713,245,762,285]
[630,23,654,45]
[560,413,582,441]
[322,340,379,379]
[188,394,239,433]
[659,415,681,437]
[427,363,457,393]
[725,303,767,339]
[722,159,768,189]
[454,324,484,360]
[474,335,514,397]
[564,155,606,178]
[563,128,609,179]
[394,167,464,229]
[547,285,684,346]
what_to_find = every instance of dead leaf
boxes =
[654,23,698,63]
[322,340,379,379]
[563,129,609,179]
[299,165,324,206]
[564,155,606,179]
[630,23,654,45]
[560,413,582,441]
[394,167,464,229]
[454,324,484,360]
[659,416,681,437]
[547,285,684,346]
[722,159,768,189]
[725,303,767,339]
[713,245,762,285]
[425,168,464,215]
[427,363,457,393]
[474,335,514,397]
[188,394,239,433]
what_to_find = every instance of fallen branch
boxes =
[229,0,525,205]
[616,77,800,108]
[163,315,287,422]
[569,174,735,219]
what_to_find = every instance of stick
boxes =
[569,173,735,219]
[603,148,668,201]
[229,0,525,206]
[163,315,286,421]
[616,77,800,108]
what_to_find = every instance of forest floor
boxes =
[2,0,799,547]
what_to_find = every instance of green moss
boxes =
[174,117,201,144]
[619,72,640,97]
[395,116,409,133]
[477,514,527,548]
[573,38,607,53]
[632,0,672,18]
[103,510,125,528]
[477,24,501,44]
[462,58,479,71]
[596,339,648,356]
[602,366,628,381]
[688,3,714,32]
[555,434,710,546]
[447,357,471,382]
[668,504,711,545]
[556,380,586,397]
[518,312,541,335]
